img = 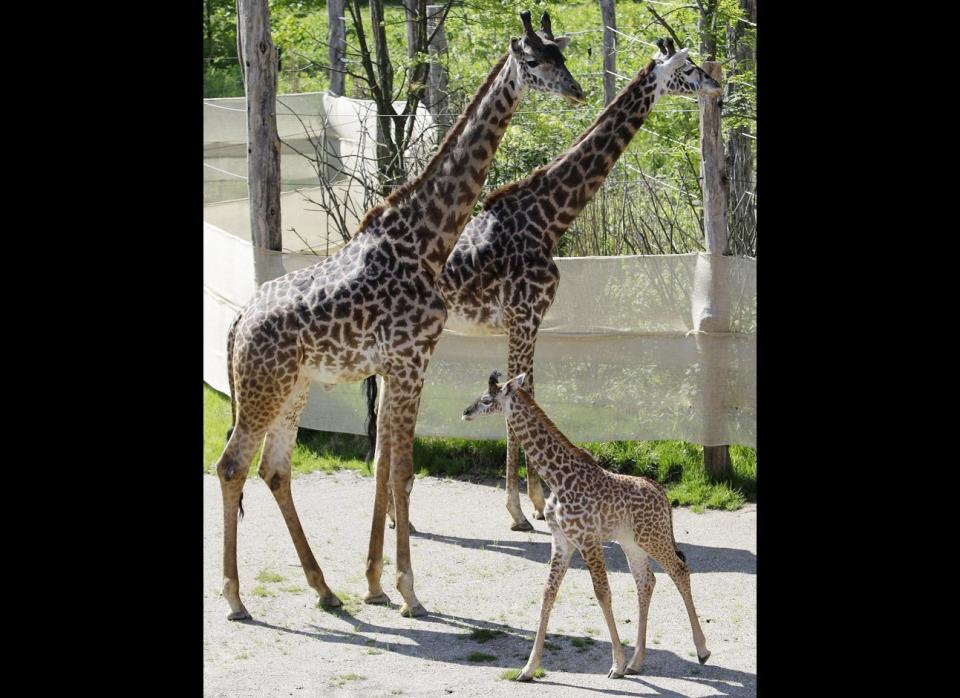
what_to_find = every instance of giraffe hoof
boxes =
[318,593,342,608]
[400,603,428,618]
[511,520,534,532]
[607,669,625,679]
[514,672,535,683]
[698,650,711,665]
[625,666,640,675]
[227,609,252,621]
[533,511,546,520]
[388,521,416,533]
[363,592,391,605]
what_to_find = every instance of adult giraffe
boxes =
[374,38,721,531]
[213,11,583,621]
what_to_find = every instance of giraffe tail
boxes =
[224,310,242,443]
[363,375,378,463]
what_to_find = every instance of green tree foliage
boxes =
[205,1,756,257]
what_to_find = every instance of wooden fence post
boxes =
[404,0,419,59]
[599,0,617,105]
[327,0,346,96]
[696,60,732,479]
[426,5,450,136]
[237,0,282,278]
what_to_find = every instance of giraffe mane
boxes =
[513,389,595,464]
[354,52,511,234]
[482,59,658,210]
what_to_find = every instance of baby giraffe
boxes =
[462,372,710,680]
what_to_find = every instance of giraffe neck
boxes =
[486,61,663,252]
[372,54,526,280]
[505,389,600,492]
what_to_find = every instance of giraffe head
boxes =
[510,11,585,104]
[653,37,722,97]
[461,371,528,420]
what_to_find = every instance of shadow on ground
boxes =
[409,529,756,576]
[241,609,755,696]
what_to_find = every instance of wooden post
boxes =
[599,0,617,105]
[327,0,346,96]
[237,0,283,281]
[426,5,450,136]
[696,61,732,479]
[404,0,419,59]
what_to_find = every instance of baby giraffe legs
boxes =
[581,540,627,678]
[517,524,574,681]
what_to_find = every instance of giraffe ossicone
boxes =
[461,373,711,680]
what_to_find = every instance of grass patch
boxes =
[499,668,546,680]
[466,628,506,643]
[256,569,284,584]
[570,636,595,651]
[203,383,755,510]
[329,674,365,687]
[251,585,273,598]
[321,590,363,616]
[467,652,498,662]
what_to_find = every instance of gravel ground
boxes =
[203,471,756,697]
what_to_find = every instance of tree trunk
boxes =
[327,0,346,96]
[426,5,450,136]
[725,0,756,257]
[696,61,731,479]
[599,0,617,105]
[236,0,282,267]
[698,0,719,60]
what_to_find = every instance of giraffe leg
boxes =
[258,377,341,609]
[216,421,264,620]
[581,541,627,678]
[505,330,540,529]
[516,524,573,682]
[649,546,710,664]
[521,371,546,520]
[620,540,656,674]
[505,425,533,531]
[365,376,393,604]
[387,376,427,617]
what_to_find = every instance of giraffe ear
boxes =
[553,35,570,51]
[502,374,525,395]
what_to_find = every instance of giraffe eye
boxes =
[525,60,540,68]
[481,395,493,405]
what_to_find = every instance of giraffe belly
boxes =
[443,305,505,336]
[301,348,381,386]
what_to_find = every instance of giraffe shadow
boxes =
[241,610,756,696]
[410,529,756,575]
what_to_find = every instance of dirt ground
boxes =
[203,470,756,697]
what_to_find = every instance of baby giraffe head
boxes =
[653,37,722,97]
[510,10,585,104]
[461,371,528,421]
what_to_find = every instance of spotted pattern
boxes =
[212,17,584,623]
[441,43,721,531]
[462,373,711,679]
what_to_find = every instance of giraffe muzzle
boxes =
[565,83,586,105]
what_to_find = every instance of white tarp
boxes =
[203,223,755,446]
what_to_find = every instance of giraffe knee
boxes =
[219,458,240,482]
[392,471,415,496]
[258,467,287,492]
